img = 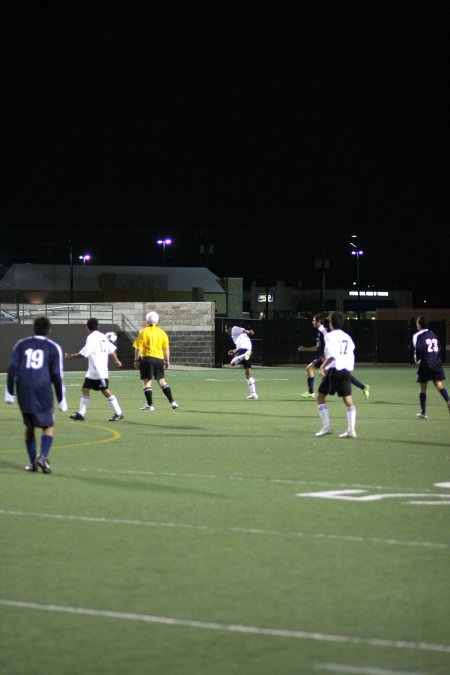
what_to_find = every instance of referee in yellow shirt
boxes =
[133,311,179,411]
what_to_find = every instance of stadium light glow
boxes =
[78,253,91,264]
[156,238,172,258]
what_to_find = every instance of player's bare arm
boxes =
[298,345,317,352]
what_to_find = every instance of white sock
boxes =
[80,396,89,416]
[108,395,122,415]
[347,405,356,432]
[247,377,256,395]
[318,404,330,429]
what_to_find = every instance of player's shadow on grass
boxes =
[160,409,304,419]
[391,438,450,449]
[61,473,222,497]
[0,459,28,471]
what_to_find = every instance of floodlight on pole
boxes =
[350,239,364,320]
[157,238,172,258]
[78,253,92,264]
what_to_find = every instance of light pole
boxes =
[350,238,364,320]
[315,258,329,311]
[78,253,92,264]
[157,238,172,259]
[69,239,74,303]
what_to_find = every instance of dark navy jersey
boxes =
[413,329,443,370]
[6,335,64,413]
[316,325,328,355]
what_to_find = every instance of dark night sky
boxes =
[1,3,449,305]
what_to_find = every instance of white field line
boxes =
[316,664,427,675]
[0,599,449,655]
[0,509,448,550]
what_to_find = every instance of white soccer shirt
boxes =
[79,330,117,379]
[323,329,355,371]
[231,326,252,351]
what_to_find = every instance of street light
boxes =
[157,238,172,259]
[350,239,364,320]
[78,253,92,264]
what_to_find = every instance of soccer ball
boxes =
[106,331,117,343]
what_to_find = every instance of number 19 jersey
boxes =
[6,335,64,413]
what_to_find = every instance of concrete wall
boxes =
[0,302,216,371]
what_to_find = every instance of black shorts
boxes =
[318,368,352,398]
[417,365,446,384]
[22,409,55,429]
[83,377,109,391]
[310,357,324,369]
[139,356,165,381]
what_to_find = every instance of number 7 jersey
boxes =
[323,329,355,371]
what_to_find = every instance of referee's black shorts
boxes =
[139,356,165,381]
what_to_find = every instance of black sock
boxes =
[162,384,173,403]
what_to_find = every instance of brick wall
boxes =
[111,301,216,368]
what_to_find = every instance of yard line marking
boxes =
[316,664,427,675]
[296,489,450,505]
[0,509,448,550]
[0,599,449,655]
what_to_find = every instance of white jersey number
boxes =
[25,348,44,370]
[339,340,349,355]
[426,338,438,353]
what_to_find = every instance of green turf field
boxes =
[1,366,449,675]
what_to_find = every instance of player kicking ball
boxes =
[226,323,258,399]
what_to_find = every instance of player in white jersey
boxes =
[65,318,124,421]
[299,312,370,400]
[225,323,258,399]
[315,311,357,438]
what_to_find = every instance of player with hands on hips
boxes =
[314,311,357,439]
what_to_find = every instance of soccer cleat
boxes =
[339,430,357,438]
[300,392,315,399]
[363,384,370,400]
[69,412,85,421]
[171,401,179,409]
[25,462,38,472]
[416,412,428,419]
[246,393,259,400]
[140,405,155,411]
[107,413,124,421]
[36,454,52,474]
[315,427,332,437]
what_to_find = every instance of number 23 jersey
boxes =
[413,329,442,369]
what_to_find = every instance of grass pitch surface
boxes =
[1,366,449,675]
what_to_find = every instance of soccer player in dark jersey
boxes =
[412,316,450,419]
[5,316,67,473]
[298,314,370,400]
